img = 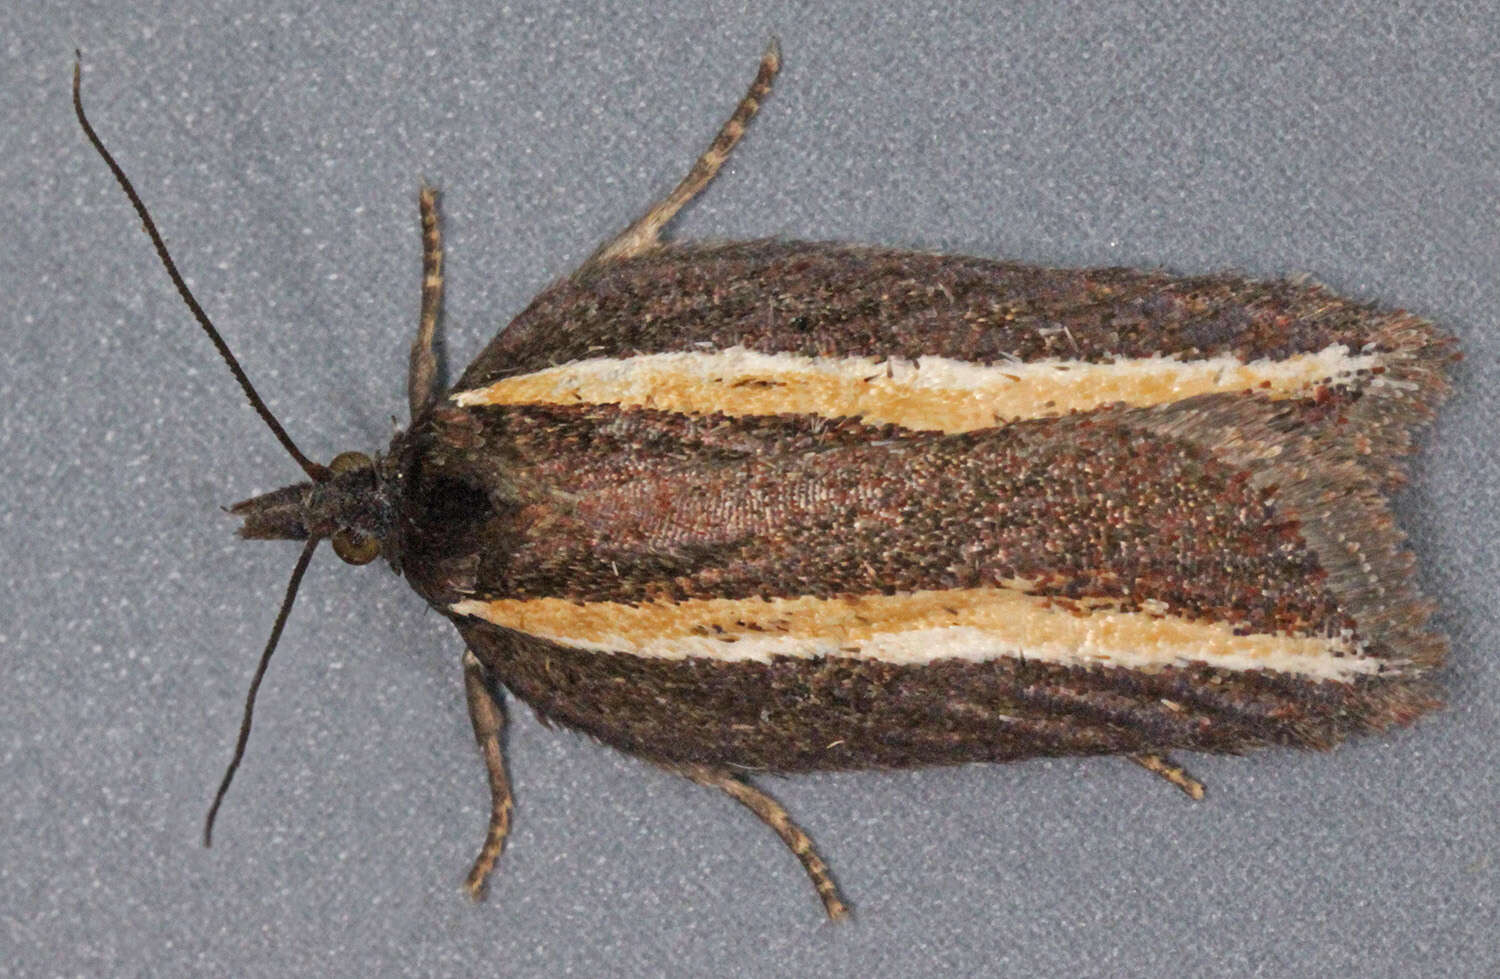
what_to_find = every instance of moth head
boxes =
[228,450,394,567]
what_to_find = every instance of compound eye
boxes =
[332,528,380,565]
[329,451,372,474]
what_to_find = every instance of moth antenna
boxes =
[72,51,330,483]
[204,537,320,846]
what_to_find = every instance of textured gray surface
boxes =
[4,2,1498,976]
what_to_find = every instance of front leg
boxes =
[461,648,514,899]
[408,185,445,420]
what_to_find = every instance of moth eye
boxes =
[330,451,373,473]
[332,529,380,565]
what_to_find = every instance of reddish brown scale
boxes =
[399,402,1357,642]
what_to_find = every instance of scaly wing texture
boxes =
[398,243,1453,771]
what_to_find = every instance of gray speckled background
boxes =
[4,2,1497,976]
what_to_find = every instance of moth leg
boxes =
[1130,753,1206,800]
[461,649,514,900]
[583,39,781,268]
[680,764,849,921]
[408,185,445,420]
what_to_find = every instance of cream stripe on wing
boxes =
[454,345,1387,432]
[450,586,1394,682]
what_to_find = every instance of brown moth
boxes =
[75,43,1454,920]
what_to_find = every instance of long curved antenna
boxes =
[73,52,329,483]
[204,537,320,846]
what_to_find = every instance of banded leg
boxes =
[681,764,849,921]
[584,40,781,268]
[408,185,445,420]
[1130,753,1206,800]
[461,649,514,899]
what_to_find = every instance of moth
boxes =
[75,44,1454,920]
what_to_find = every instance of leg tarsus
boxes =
[461,649,514,900]
[583,40,781,269]
[681,763,849,921]
[1130,752,1206,800]
[408,185,444,421]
